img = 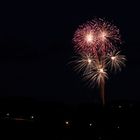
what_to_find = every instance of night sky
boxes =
[0,1,139,104]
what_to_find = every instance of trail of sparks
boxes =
[106,51,126,72]
[74,54,108,87]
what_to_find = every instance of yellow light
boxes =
[111,56,116,60]
[99,68,104,73]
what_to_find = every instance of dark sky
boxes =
[0,1,139,103]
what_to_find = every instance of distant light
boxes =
[30,116,34,119]
[89,121,96,127]
[98,136,102,140]
[118,105,122,109]
[65,121,69,125]
[6,113,10,116]
[89,123,92,126]
[117,125,120,129]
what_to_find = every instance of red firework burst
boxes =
[73,19,121,55]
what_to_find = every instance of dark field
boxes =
[0,98,139,139]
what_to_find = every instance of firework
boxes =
[73,18,121,55]
[73,24,97,54]
[73,53,93,74]
[106,51,126,72]
[72,18,126,105]
[85,61,108,86]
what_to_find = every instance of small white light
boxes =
[65,121,69,125]
[87,58,91,64]
[30,116,34,119]
[89,123,92,126]
[111,56,116,60]
[99,68,104,73]
[117,126,120,129]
